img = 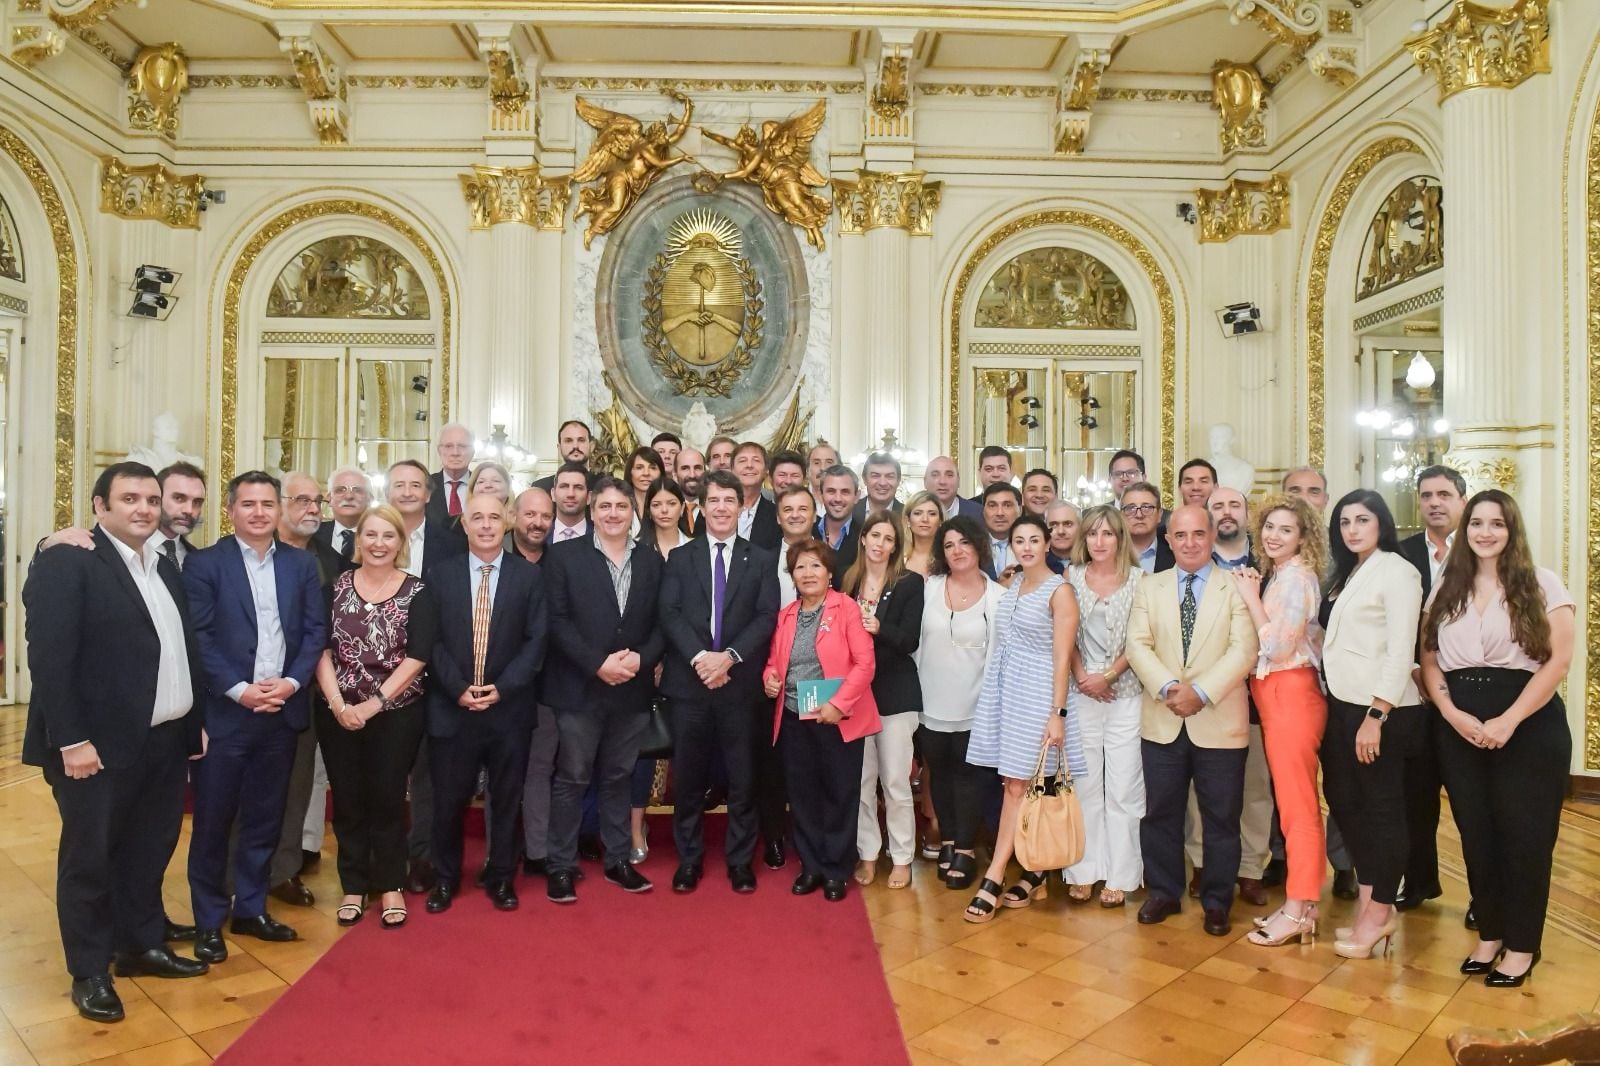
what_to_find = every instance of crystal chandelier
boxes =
[1355,352,1450,485]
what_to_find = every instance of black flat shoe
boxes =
[763,839,787,870]
[1331,868,1359,900]
[1394,884,1442,911]
[1485,951,1540,987]
[269,877,315,908]
[193,929,227,964]
[522,856,548,877]
[672,864,702,893]
[1460,947,1504,975]
[936,844,954,881]
[823,880,847,902]
[425,884,457,914]
[546,871,577,904]
[605,863,652,893]
[70,975,124,1022]
[729,864,757,893]
[112,947,208,979]
[230,914,298,942]
[487,881,520,911]
[792,872,823,895]
[163,918,196,942]
[944,852,977,891]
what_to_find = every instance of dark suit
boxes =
[849,496,903,529]
[681,502,707,539]
[1397,530,1443,897]
[425,470,470,552]
[544,536,665,871]
[24,527,205,979]
[406,519,466,865]
[314,520,361,568]
[183,538,326,930]
[816,516,858,590]
[424,551,547,888]
[952,497,983,522]
[659,535,780,869]
[742,495,782,551]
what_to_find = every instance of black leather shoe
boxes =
[1485,951,1540,988]
[1138,896,1181,925]
[729,864,757,893]
[1203,908,1233,937]
[1394,883,1442,911]
[230,914,298,943]
[405,859,437,895]
[112,947,208,979]
[425,883,457,914]
[1331,868,1359,900]
[792,872,824,895]
[1260,856,1287,888]
[823,880,847,902]
[1460,948,1504,975]
[578,835,604,862]
[487,881,520,911]
[70,975,124,1022]
[763,839,786,870]
[163,917,196,942]
[522,856,548,877]
[1465,903,1478,930]
[605,863,652,893]
[299,849,321,874]
[672,864,703,893]
[269,877,315,907]
[193,929,227,964]
[546,871,577,904]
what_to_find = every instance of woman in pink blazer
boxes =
[764,538,881,901]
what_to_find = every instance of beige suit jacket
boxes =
[1322,549,1422,708]
[1125,566,1259,749]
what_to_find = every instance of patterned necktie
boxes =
[471,564,493,687]
[712,542,727,651]
[1180,573,1198,662]
[338,529,354,560]
[162,538,180,572]
[448,480,463,517]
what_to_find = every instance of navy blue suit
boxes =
[183,537,326,930]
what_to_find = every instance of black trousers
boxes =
[430,709,534,889]
[271,709,319,886]
[406,737,433,864]
[779,714,865,882]
[45,719,188,979]
[317,700,425,896]
[549,703,646,872]
[1437,669,1569,953]
[188,714,297,929]
[1140,726,1246,912]
[915,727,983,851]
[1401,708,1442,894]
[1321,698,1421,904]
[751,699,789,847]
[671,695,757,869]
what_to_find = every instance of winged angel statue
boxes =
[571,89,695,249]
[703,99,831,250]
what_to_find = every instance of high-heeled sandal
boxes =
[1247,906,1317,947]
[944,852,977,891]
[964,878,1004,924]
[336,899,366,926]
[1460,944,1505,975]
[1333,918,1396,959]
[1485,950,1540,987]
[935,844,955,881]
[1001,870,1047,909]
[1066,883,1094,904]
[380,906,407,929]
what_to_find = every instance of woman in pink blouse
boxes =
[1420,490,1574,987]
[1232,494,1328,947]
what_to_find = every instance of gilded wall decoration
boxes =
[543,77,860,94]
[283,37,349,145]
[1585,92,1600,769]
[1310,45,1360,87]
[642,209,761,397]
[98,156,205,230]
[126,43,187,136]
[0,292,27,315]
[1408,0,1550,103]
[0,124,79,528]
[1445,454,1518,492]
[1056,50,1109,155]
[590,371,640,477]
[460,164,570,230]
[571,90,694,249]
[0,194,24,281]
[11,24,65,66]
[1356,175,1443,299]
[1303,136,1424,469]
[974,247,1136,330]
[1196,173,1290,243]
[701,99,831,250]
[949,210,1177,498]
[485,45,531,118]
[766,378,814,457]
[833,170,941,235]
[1352,285,1444,332]
[266,234,431,319]
[1212,61,1267,152]
[870,48,909,120]
[1229,0,1325,48]
[47,0,137,30]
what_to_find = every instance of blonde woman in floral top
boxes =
[1231,493,1327,947]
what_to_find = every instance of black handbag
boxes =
[637,696,674,758]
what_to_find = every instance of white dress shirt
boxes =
[468,549,502,604]
[738,501,758,540]
[225,538,299,701]
[1425,530,1454,584]
[403,522,427,578]
[551,517,589,544]
[777,540,799,608]
[697,533,741,664]
[330,521,358,556]
[106,530,194,727]
[147,530,188,570]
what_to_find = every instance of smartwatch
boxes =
[1056,706,1070,718]
[1365,706,1389,724]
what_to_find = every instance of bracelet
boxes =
[1102,669,1118,684]
[379,693,396,713]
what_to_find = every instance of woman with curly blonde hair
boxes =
[1231,493,1329,947]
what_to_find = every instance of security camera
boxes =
[199,189,226,210]
[1177,202,1198,224]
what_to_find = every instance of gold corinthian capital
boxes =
[1408,0,1550,103]
[460,163,571,230]
[831,170,942,236]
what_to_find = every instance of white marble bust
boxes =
[1208,422,1256,494]
[127,412,201,470]
[680,402,717,453]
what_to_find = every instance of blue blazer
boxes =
[184,537,328,735]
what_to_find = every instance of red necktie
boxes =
[448,479,462,516]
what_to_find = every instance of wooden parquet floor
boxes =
[2,699,1599,1066]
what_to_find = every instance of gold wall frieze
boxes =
[1195,172,1289,243]
[127,43,187,137]
[11,24,65,67]
[1585,92,1600,768]
[1264,49,1308,87]
[949,209,1176,497]
[1303,136,1424,470]
[1229,0,1324,48]
[99,156,205,229]
[260,330,435,346]
[541,76,862,94]
[71,26,130,72]
[17,0,43,11]
[1443,454,1518,492]
[914,83,1213,103]
[1408,0,1549,104]
[1212,60,1267,152]
[460,162,570,229]
[968,341,1141,359]
[832,169,941,235]
[870,45,910,121]
[187,74,491,91]
[0,124,79,528]
[1351,285,1443,331]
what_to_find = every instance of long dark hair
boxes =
[1422,489,1551,662]
[1326,489,1401,594]
[931,516,991,576]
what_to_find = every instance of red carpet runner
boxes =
[218,842,910,1065]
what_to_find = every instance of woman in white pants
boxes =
[1062,505,1145,907]
[841,511,924,889]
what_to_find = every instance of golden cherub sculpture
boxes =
[571,89,695,249]
[702,99,831,250]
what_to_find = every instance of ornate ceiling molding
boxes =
[10,22,65,66]
[279,34,350,144]
[459,163,569,229]
[865,29,917,143]
[1194,172,1289,242]
[476,25,536,138]
[127,43,187,137]
[1408,0,1550,103]
[99,156,207,229]
[832,169,941,235]
[1055,48,1109,155]
[1228,0,1324,48]
[1212,60,1266,152]
[44,0,136,31]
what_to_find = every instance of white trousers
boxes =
[1062,692,1145,891]
[1185,722,1273,878]
[858,712,919,865]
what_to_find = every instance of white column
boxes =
[526,228,563,466]
[832,218,869,455]
[863,224,909,452]
[486,220,537,442]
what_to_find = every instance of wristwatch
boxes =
[1056,706,1070,718]
[1365,706,1389,724]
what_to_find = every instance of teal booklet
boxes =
[796,678,844,718]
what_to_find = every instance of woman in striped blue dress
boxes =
[964,513,1085,922]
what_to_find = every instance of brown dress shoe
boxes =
[1138,896,1181,925]
[1203,908,1233,937]
[269,877,315,907]
[1187,867,1202,899]
[1236,877,1268,906]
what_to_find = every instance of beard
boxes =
[290,514,321,537]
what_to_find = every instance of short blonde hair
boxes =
[353,503,410,570]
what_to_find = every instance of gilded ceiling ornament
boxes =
[266,234,430,320]
[1408,0,1549,103]
[282,37,349,145]
[832,170,941,236]
[1309,44,1359,87]
[98,156,206,230]
[45,0,136,31]
[10,23,65,66]
[571,89,694,250]
[1444,454,1518,492]
[127,43,187,137]
[480,36,534,137]
[459,163,569,230]
[641,209,762,398]
[702,99,831,250]
[974,247,1136,330]
[1356,175,1443,299]
[1055,49,1109,155]
[1212,61,1267,152]
[1195,172,1290,243]
[589,371,640,478]
[1229,0,1325,47]
[870,47,909,121]
[0,194,23,282]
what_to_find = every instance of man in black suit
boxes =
[769,450,807,494]
[659,469,780,894]
[972,445,1014,506]
[980,482,1023,581]
[805,442,840,501]
[732,441,781,550]
[423,493,547,913]
[316,466,370,562]
[925,456,982,522]
[815,465,859,585]
[543,478,664,902]
[675,448,707,536]
[548,462,593,545]
[24,462,210,1022]
[424,423,474,547]
[1123,481,1175,574]
[850,451,905,527]
[533,420,595,492]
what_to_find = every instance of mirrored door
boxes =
[262,347,434,482]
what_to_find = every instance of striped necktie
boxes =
[471,565,493,687]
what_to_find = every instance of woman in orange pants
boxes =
[1232,494,1329,947]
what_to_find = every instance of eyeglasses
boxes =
[950,605,990,650]
[1121,503,1158,516]
[284,494,328,508]
[1110,469,1143,481]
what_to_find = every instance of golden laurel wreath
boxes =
[641,250,764,398]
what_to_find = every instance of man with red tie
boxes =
[426,423,474,553]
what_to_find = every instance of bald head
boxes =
[924,455,959,506]
[1167,503,1215,571]
[512,486,554,556]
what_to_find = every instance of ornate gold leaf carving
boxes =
[282,38,349,145]
[459,163,570,230]
[1056,49,1108,155]
[1408,0,1550,103]
[571,89,694,249]
[974,247,1135,329]
[1195,172,1290,243]
[0,194,23,281]
[701,99,831,250]
[1212,61,1267,152]
[11,24,65,66]
[1229,0,1324,48]
[832,170,941,236]
[1444,454,1518,492]
[590,370,639,478]
[871,47,909,120]
[98,156,205,229]
[1356,175,1443,299]
[127,43,186,136]
[1585,96,1600,769]
[46,0,136,31]
[766,377,813,457]
[266,234,430,319]
[640,213,762,398]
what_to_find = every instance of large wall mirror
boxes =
[262,349,433,480]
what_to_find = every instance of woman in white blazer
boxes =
[1319,490,1423,961]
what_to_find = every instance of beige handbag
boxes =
[1013,740,1085,871]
